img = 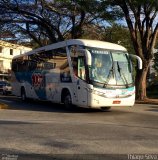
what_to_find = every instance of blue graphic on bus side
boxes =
[15,71,47,100]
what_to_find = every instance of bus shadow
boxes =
[146,106,158,112]
[0,95,130,115]
[0,95,104,113]
[17,100,111,113]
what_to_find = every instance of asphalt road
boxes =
[0,95,158,160]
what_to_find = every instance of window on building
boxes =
[10,49,13,55]
[0,46,3,53]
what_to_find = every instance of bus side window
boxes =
[15,60,27,72]
[20,60,29,72]
[12,61,18,72]
[28,61,37,71]
[28,55,37,71]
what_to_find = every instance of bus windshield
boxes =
[87,48,133,88]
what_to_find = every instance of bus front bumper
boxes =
[88,93,135,108]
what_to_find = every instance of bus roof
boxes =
[66,39,126,51]
[13,39,127,59]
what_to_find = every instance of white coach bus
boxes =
[11,39,142,110]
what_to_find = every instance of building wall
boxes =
[149,49,158,74]
[147,49,158,84]
[0,40,32,80]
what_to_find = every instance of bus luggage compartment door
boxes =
[76,79,88,107]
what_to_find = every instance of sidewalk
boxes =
[0,103,9,109]
[136,98,158,105]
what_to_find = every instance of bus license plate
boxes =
[113,100,121,104]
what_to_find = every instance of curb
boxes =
[136,99,158,105]
[0,103,9,109]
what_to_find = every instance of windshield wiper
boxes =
[103,63,114,88]
[117,61,129,88]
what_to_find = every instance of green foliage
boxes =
[0,0,124,48]
[102,24,135,54]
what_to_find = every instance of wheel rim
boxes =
[21,91,26,101]
[64,94,72,108]
[22,95,25,100]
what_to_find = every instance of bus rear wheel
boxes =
[21,88,26,101]
[63,91,72,109]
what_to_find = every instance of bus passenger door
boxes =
[75,56,88,107]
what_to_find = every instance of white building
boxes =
[147,49,158,85]
[0,40,32,80]
[149,49,158,74]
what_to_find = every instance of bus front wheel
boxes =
[100,107,111,111]
[63,91,72,109]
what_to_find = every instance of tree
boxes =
[0,0,65,46]
[101,0,158,100]
[102,23,135,54]
[0,0,122,47]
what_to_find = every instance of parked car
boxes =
[0,81,6,93]
[0,81,12,95]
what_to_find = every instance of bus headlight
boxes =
[91,89,108,98]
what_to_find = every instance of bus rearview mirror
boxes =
[85,50,92,66]
[129,54,142,70]
[76,49,92,66]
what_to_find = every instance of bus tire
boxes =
[3,91,6,95]
[63,91,72,109]
[100,107,111,111]
[21,88,26,101]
